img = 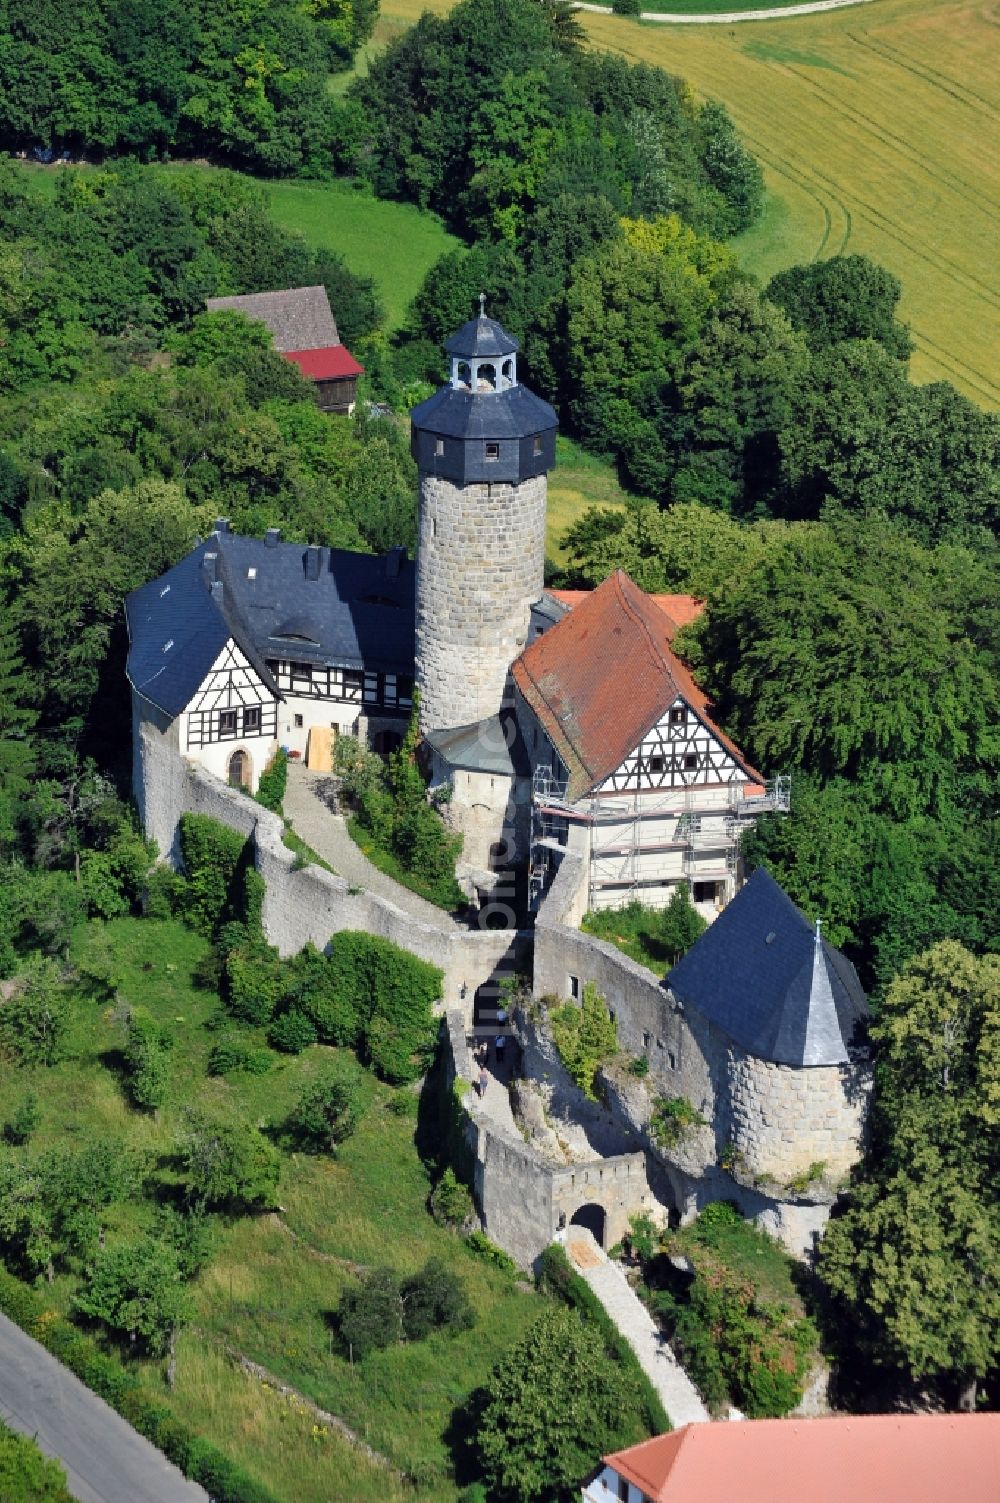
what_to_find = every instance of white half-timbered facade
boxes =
[512,573,788,919]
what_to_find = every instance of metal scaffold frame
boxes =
[528,768,790,911]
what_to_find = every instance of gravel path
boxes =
[565,1229,709,1429]
[283,762,461,932]
[0,1312,208,1503]
[574,0,874,22]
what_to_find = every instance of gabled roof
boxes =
[602,1414,1000,1503]
[126,528,415,721]
[425,711,530,778]
[548,589,704,635]
[667,868,868,1066]
[511,570,759,801]
[284,346,364,381]
[205,286,340,352]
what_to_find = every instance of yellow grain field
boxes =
[382,0,1000,406]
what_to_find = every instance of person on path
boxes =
[494,1034,507,1068]
[478,1066,489,1098]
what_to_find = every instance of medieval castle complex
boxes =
[127,307,871,1261]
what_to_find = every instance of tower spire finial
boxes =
[815,915,823,943]
[478,291,487,319]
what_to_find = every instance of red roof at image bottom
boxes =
[282,345,364,380]
[601,1414,1000,1503]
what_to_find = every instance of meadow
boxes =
[382,0,1000,407]
[9,916,540,1503]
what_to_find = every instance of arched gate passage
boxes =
[569,1203,607,1246]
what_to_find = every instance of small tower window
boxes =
[485,442,500,462]
[532,435,543,457]
[670,706,687,725]
[434,438,444,457]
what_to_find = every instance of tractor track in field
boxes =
[845,29,999,117]
[741,134,851,258]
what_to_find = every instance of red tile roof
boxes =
[602,1414,1000,1503]
[549,590,704,636]
[513,571,760,801]
[283,345,364,380]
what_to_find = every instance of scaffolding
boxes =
[528,768,790,911]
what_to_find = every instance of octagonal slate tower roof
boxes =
[444,314,519,359]
[667,868,868,1066]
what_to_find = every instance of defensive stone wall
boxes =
[138,705,529,1005]
[416,473,547,734]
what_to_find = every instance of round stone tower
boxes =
[410,306,557,734]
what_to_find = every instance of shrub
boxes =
[0,957,70,1066]
[286,1061,364,1151]
[142,864,184,919]
[650,1095,705,1149]
[282,943,359,1044]
[73,1240,191,1357]
[611,0,642,13]
[180,1110,280,1212]
[400,1258,473,1340]
[123,1010,171,1110]
[430,1167,474,1228]
[548,982,618,1099]
[581,889,707,973]
[208,1035,272,1077]
[177,815,249,938]
[255,748,288,815]
[387,1089,418,1116]
[6,1090,41,1145]
[0,1421,73,1502]
[337,1268,404,1356]
[465,1231,517,1276]
[629,1054,650,1078]
[267,1008,317,1054]
[224,942,284,1025]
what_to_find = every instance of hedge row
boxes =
[538,1244,671,1435]
[0,1266,279,1503]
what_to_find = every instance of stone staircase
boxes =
[565,1227,710,1429]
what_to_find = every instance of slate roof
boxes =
[601,1414,1000,1503]
[204,286,340,352]
[425,711,530,778]
[511,570,760,801]
[666,868,868,1066]
[444,314,519,359]
[126,527,415,720]
[410,381,557,442]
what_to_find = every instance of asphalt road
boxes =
[0,1312,209,1503]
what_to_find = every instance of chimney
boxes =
[202,551,219,586]
[304,545,322,581]
[264,527,281,548]
[214,518,231,535]
[210,579,224,604]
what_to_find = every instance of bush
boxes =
[5,1090,41,1145]
[611,0,642,13]
[548,982,618,1100]
[177,815,250,938]
[180,1110,280,1212]
[0,957,70,1066]
[72,1240,191,1357]
[282,943,359,1044]
[123,1010,171,1110]
[267,1008,317,1054]
[337,1267,404,1356]
[328,931,442,1084]
[400,1258,473,1340]
[255,749,288,815]
[142,864,184,920]
[650,1095,705,1149]
[286,1061,364,1152]
[465,1231,517,1276]
[430,1167,474,1228]
[208,1035,272,1077]
[0,1420,73,1502]
[224,942,284,1025]
[581,890,707,973]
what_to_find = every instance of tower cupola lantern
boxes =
[410,301,558,734]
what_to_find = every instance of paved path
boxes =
[283,763,460,931]
[575,0,873,22]
[0,1312,209,1503]
[565,1229,709,1429]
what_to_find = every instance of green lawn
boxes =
[6,916,540,1502]
[546,436,632,566]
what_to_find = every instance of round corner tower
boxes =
[410,307,557,735]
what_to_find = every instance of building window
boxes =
[684,753,698,770]
[243,706,261,734]
[648,754,665,774]
[294,713,304,729]
[532,435,543,456]
[434,438,444,457]
[668,1050,676,1070]
[485,442,500,462]
[430,517,437,539]
[643,1031,651,1049]
[569,974,580,1001]
[693,881,718,904]
[618,1478,629,1503]
[670,706,687,725]
[218,710,237,737]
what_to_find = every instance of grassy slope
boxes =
[383,0,999,407]
[545,436,631,565]
[16,161,458,335]
[11,916,539,1503]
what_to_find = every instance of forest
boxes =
[0,0,996,1481]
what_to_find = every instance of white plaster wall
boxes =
[274,693,363,759]
[184,724,277,793]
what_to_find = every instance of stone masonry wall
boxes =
[727,1050,871,1184]
[415,473,546,734]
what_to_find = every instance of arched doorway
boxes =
[570,1203,606,1247]
[228,749,250,788]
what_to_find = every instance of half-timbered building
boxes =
[511,571,788,918]
[126,521,414,792]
